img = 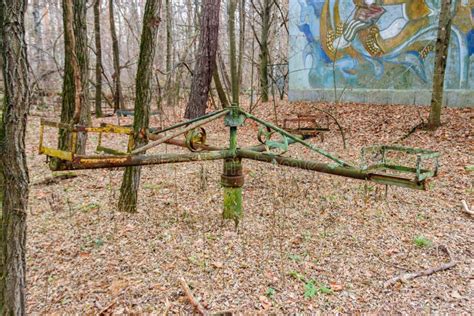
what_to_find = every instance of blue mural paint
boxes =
[289,0,474,96]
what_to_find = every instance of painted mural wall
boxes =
[288,0,474,106]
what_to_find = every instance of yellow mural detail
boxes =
[320,0,473,60]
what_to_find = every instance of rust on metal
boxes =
[283,114,329,138]
[39,108,438,192]
[132,109,229,154]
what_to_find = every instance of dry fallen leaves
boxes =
[25,101,473,314]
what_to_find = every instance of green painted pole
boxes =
[222,105,244,226]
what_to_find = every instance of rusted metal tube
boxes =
[236,149,426,190]
[242,111,351,167]
[222,158,244,226]
[53,150,232,170]
[147,132,223,151]
[132,110,229,155]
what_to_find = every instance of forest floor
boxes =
[26,100,472,314]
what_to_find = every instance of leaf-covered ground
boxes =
[26,102,473,313]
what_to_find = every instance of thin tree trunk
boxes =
[184,0,221,119]
[55,0,90,169]
[94,0,103,117]
[213,66,229,108]
[53,0,89,172]
[0,0,30,313]
[237,0,245,86]
[109,0,124,111]
[32,0,44,80]
[165,0,173,106]
[118,0,162,213]
[228,0,239,105]
[258,0,272,103]
[428,0,453,130]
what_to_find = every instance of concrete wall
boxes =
[288,0,474,107]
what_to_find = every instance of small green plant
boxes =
[265,287,276,299]
[94,238,104,247]
[413,235,432,248]
[304,280,317,298]
[318,283,333,294]
[288,271,305,282]
[304,280,333,299]
[79,202,100,212]
[143,183,161,191]
[188,255,207,268]
[416,213,427,221]
[288,253,302,262]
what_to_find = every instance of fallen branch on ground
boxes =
[461,200,473,216]
[384,261,457,288]
[179,277,207,315]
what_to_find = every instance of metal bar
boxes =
[147,132,223,151]
[40,147,73,161]
[53,150,232,170]
[96,146,128,156]
[132,110,229,155]
[149,109,228,136]
[242,111,351,167]
[237,149,426,190]
[381,145,439,156]
[38,123,45,154]
[244,134,305,152]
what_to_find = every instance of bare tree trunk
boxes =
[259,0,271,103]
[165,0,173,106]
[184,0,221,119]
[109,0,124,111]
[428,0,453,130]
[228,0,239,104]
[94,0,103,117]
[118,0,162,213]
[32,0,44,73]
[255,0,272,103]
[213,66,229,107]
[237,0,245,86]
[54,0,90,170]
[0,0,30,313]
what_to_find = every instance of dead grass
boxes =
[26,101,473,313]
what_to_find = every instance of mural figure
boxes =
[296,0,473,90]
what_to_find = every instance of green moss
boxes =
[222,187,242,226]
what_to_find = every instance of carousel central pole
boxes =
[222,104,244,226]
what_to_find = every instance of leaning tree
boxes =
[118,0,162,213]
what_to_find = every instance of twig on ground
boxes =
[162,298,172,316]
[461,200,473,216]
[399,121,425,141]
[179,277,207,315]
[98,300,116,315]
[384,261,457,288]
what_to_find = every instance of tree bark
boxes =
[213,66,229,108]
[118,0,162,213]
[228,0,239,105]
[428,0,453,130]
[184,0,221,119]
[55,0,90,167]
[94,0,103,117]
[165,0,173,107]
[0,0,30,313]
[237,0,245,86]
[257,0,272,103]
[109,0,124,111]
